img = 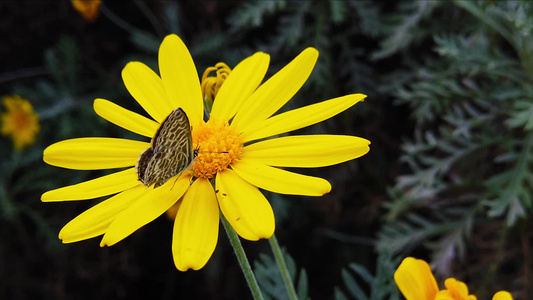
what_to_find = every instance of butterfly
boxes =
[136,107,197,188]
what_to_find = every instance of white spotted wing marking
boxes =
[135,108,196,188]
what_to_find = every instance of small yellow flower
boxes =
[395,257,513,300]
[492,291,513,300]
[1,95,40,150]
[71,0,102,22]
[201,62,231,102]
[42,34,371,271]
[435,278,477,300]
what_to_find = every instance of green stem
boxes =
[221,213,264,300]
[269,235,298,300]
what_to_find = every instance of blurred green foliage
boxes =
[0,0,531,299]
[377,0,532,298]
[254,248,309,300]
[334,249,400,300]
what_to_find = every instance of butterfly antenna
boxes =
[170,173,183,190]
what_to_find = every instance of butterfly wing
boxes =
[136,148,154,185]
[136,108,195,188]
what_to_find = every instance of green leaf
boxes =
[330,0,347,24]
[507,100,533,131]
[129,30,160,54]
[253,248,308,300]
[334,250,401,300]
[486,135,533,225]
[341,268,368,300]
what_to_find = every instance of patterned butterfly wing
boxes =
[135,148,154,183]
[136,108,195,188]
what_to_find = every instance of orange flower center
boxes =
[192,118,242,178]
[12,110,31,130]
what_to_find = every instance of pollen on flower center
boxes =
[192,118,242,179]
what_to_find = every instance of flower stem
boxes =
[221,213,264,300]
[269,235,298,300]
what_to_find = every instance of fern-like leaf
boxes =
[254,249,309,300]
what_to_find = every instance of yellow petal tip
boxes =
[40,192,49,202]
[316,178,332,195]
[356,93,367,101]
[302,47,319,60]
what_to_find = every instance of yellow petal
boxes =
[435,291,454,300]
[394,257,439,300]
[232,48,318,130]
[158,34,203,126]
[435,290,477,300]
[93,98,159,138]
[122,61,173,123]
[444,278,471,299]
[100,174,191,246]
[41,168,139,202]
[240,94,367,143]
[231,159,331,196]
[493,291,513,300]
[216,169,275,241]
[211,52,270,121]
[172,178,219,271]
[43,138,149,170]
[242,134,370,167]
[59,185,148,243]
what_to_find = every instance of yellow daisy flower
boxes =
[42,34,370,271]
[1,95,40,150]
[71,0,102,22]
[394,257,513,300]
